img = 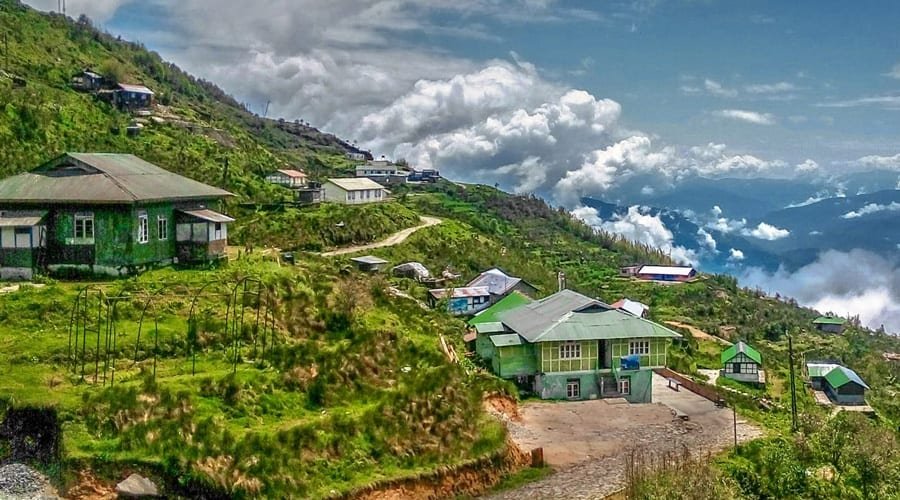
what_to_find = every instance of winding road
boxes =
[319,216,442,257]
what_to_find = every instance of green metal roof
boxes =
[0,153,232,205]
[824,365,869,389]
[498,289,607,342]
[468,291,533,326]
[813,316,846,325]
[531,309,682,343]
[490,334,524,347]
[721,341,762,365]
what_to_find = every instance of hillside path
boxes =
[319,216,442,257]
[665,321,732,346]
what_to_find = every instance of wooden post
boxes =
[530,447,544,468]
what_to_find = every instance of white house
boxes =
[266,169,308,188]
[322,178,388,204]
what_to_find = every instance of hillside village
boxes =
[0,2,900,499]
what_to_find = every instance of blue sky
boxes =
[25,0,900,196]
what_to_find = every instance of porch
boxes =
[175,208,233,263]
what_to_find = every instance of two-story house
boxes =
[474,289,681,403]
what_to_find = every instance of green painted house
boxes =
[0,153,234,278]
[807,362,869,405]
[474,289,681,403]
[721,341,762,384]
[813,316,846,333]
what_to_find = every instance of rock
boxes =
[115,474,159,498]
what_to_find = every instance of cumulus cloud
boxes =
[697,228,718,252]
[842,202,900,219]
[743,222,790,240]
[713,109,776,125]
[848,153,900,170]
[707,206,748,233]
[572,206,697,265]
[795,159,819,173]
[741,250,900,333]
[729,248,745,261]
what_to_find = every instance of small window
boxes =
[559,342,581,360]
[74,213,94,240]
[629,340,650,356]
[566,380,580,399]
[619,378,631,395]
[157,216,168,240]
[137,213,149,244]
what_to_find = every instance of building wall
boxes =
[608,337,669,368]
[322,183,348,203]
[537,340,599,373]
[128,203,177,266]
[492,344,536,378]
[723,353,760,382]
[536,371,600,400]
[816,323,844,334]
[826,382,866,405]
[475,333,495,362]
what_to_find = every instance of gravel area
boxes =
[0,464,58,500]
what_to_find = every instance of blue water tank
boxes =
[620,355,641,371]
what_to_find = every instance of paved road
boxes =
[484,373,762,500]
[319,216,442,257]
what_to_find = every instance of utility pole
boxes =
[733,402,738,449]
[263,100,270,118]
[788,333,799,432]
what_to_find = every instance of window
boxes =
[559,342,581,360]
[743,363,758,374]
[618,377,631,395]
[214,222,223,240]
[629,340,650,356]
[74,213,94,240]
[14,227,31,248]
[157,216,168,240]
[566,380,580,399]
[137,213,149,244]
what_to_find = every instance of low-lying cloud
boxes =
[842,202,900,219]
[741,249,900,333]
[744,222,790,240]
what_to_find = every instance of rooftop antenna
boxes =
[263,100,271,118]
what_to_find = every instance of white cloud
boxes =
[713,109,776,125]
[795,159,819,173]
[24,0,126,22]
[848,153,900,170]
[841,202,900,219]
[697,228,718,252]
[885,63,900,80]
[572,206,697,265]
[817,95,900,109]
[729,248,745,261]
[744,81,796,94]
[743,222,790,240]
[741,250,900,333]
[640,185,655,195]
[704,79,738,97]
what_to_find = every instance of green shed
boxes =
[0,153,234,278]
[721,341,762,383]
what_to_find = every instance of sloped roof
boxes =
[469,291,533,326]
[118,83,154,94]
[0,153,232,205]
[824,365,868,389]
[0,211,46,227]
[529,309,683,343]
[490,334,525,347]
[467,268,526,295]
[611,298,649,317]
[326,177,386,191]
[350,255,388,265]
[813,316,846,325]
[178,209,234,223]
[428,286,491,299]
[275,169,307,178]
[474,322,507,334]
[721,341,762,365]
[497,289,604,342]
[638,265,695,276]
[807,362,839,378]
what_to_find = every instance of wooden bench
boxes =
[667,377,681,391]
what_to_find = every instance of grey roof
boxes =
[428,286,491,299]
[0,211,46,227]
[350,255,388,265]
[118,83,154,94]
[467,268,526,295]
[326,177,386,191]
[0,154,232,205]
[178,209,234,223]
[474,322,507,334]
[490,333,524,347]
[497,289,608,342]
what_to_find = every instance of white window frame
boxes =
[157,215,168,241]
[619,377,631,395]
[74,213,94,240]
[629,340,650,356]
[559,342,581,360]
[566,380,580,399]
[137,213,149,244]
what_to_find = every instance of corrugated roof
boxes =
[469,291,533,326]
[497,289,606,342]
[807,362,839,379]
[490,334,524,347]
[813,316,846,325]
[474,322,507,334]
[276,169,307,178]
[721,341,762,365]
[611,298,649,317]
[467,268,524,295]
[529,309,683,343]
[351,255,388,265]
[178,209,234,223]
[326,177,386,191]
[824,365,868,389]
[428,286,491,299]
[118,83,154,94]
[0,154,232,205]
[638,265,695,276]
[0,211,46,227]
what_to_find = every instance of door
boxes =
[598,340,607,369]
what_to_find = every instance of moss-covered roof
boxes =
[468,291,533,326]
[721,341,762,365]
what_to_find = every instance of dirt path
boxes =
[484,374,762,500]
[665,321,732,346]
[319,216,442,257]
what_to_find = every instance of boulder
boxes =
[116,473,159,498]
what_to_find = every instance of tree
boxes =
[98,58,126,84]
